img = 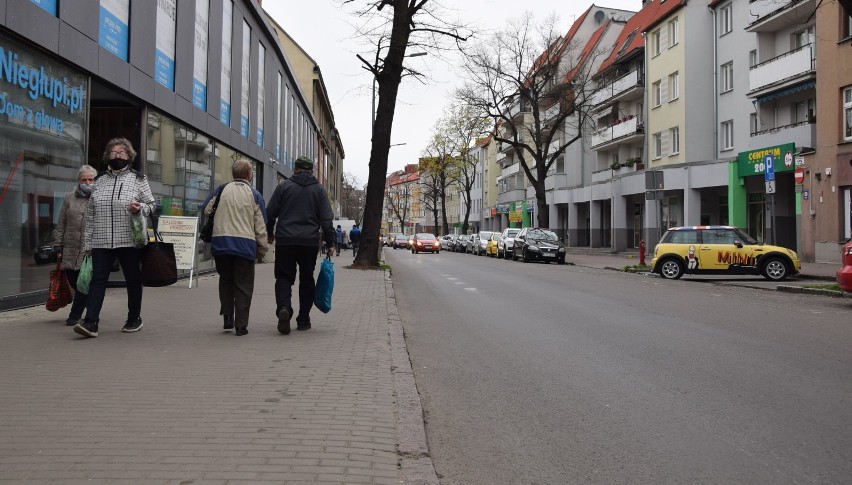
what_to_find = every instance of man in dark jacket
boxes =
[266,156,334,334]
[348,224,361,256]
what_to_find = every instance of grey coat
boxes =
[55,189,89,270]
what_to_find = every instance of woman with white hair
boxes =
[54,164,97,326]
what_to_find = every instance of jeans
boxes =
[83,247,143,324]
[214,254,256,329]
[274,244,318,321]
[64,269,88,321]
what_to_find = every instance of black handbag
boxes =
[199,183,229,243]
[141,228,178,287]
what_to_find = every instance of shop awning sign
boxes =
[737,143,795,177]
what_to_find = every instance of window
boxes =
[652,29,661,56]
[669,72,679,100]
[720,4,732,35]
[668,18,679,47]
[670,127,680,154]
[792,26,814,49]
[749,49,758,68]
[844,12,852,39]
[721,62,733,93]
[750,113,758,135]
[653,80,662,107]
[844,87,852,141]
[721,120,734,150]
[653,132,662,158]
[792,99,815,123]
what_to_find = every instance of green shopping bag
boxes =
[77,255,93,294]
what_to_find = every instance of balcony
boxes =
[748,44,815,96]
[749,120,816,152]
[496,150,510,166]
[498,189,527,204]
[747,0,817,32]
[592,168,612,183]
[544,173,568,191]
[591,116,644,149]
[590,68,644,108]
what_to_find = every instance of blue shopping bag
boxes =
[314,256,334,313]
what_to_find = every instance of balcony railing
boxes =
[749,119,816,151]
[749,44,814,94]
[591,117,644,148]
[747,0,815,28]
[590,68,644,107]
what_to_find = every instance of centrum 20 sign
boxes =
[736,143,795,177]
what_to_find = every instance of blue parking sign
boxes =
[764,155,775,181]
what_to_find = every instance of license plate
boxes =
[542,252,555,258]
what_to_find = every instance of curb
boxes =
[777,285,849,298]
[385,269,440,485]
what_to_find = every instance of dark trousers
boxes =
[351,240,359,255]
[84,247,143,324]
[274,244,318,320]
[214,254,256,329]
[65,269,88,321]
[335,242,342,256]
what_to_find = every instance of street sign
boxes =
[803,189,809,200]
[794,167,804,184]
[765,180,776,194]
[764,155,775,181]
[795,156,805,166]
[784,151,793,168]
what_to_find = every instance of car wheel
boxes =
[512,250,518,261]
[659,258,684,280]
[761,256,789,281]
[557,258,565,265]
[522,249,530,263]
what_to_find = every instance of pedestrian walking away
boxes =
[335,225,344,256]
[349,224,361,256]
[54,165,97,326]
[73,138,155,338]
[266,156,335,335]
[202,160,268,336]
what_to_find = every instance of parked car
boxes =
[411,233,441,254]
[498,228,521,260]
[379,234,388,246]
[439,234,456,251]
[650,226,800,281]
[32,229,58,265]
[836,239,852,292]
[470,231,495,256]
[392,234,409,249]
[513,228,565,264]
[454,234,471,253]
[485,234,503,258]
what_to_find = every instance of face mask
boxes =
[109,158,130,171]
[79,183,94,195]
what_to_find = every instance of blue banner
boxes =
[192,78,207,110]
[30,0,57,15]
[240,115,248,138]
[98,5,129,62]
[219,100,230,126]
[154,49,175,90]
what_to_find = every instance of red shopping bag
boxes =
[46,262,73,312]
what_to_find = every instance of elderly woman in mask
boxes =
[72,138,155,339]
[54,164,97,326]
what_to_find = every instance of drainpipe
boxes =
[710,5,719,155]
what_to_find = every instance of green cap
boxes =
[294,156,314,170]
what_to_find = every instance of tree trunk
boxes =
[353,6,413,267]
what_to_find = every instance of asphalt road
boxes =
[386,248,852,485]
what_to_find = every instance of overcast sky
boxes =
[263,0,641,187]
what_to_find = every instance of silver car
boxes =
[470,231,496,256]
[498,228,521,259]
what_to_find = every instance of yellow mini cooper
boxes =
[651,226,801,281]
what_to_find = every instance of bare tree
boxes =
[457,12,603,228]
[385,180,411,235]
[340,172,365,223]
[418,159,443,233]
[341,0,470,267]
[442,102,491,234]
[420,128,457,235]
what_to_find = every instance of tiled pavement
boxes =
[0,252,435,484]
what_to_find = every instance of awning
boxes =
[753,80,816,105]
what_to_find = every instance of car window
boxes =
[702,229,738,245]
[417,234,436,240]
[527,229,557,241]
[506,229,520,238]
[668,230,699,244]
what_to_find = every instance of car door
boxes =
[699,228,754,271]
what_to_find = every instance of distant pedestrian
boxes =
[202,160,269,336]
[54,165,97,326]
[73,138,155,338]
[334,225,344,256]
[266,156,335,334]
[349,224,361,256]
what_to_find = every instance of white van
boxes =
[333,219,357,248]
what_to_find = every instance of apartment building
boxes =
[383,165,420,235]
[478,138,501,233]
[267,18,345,217]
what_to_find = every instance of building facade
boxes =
[0,0,318,309]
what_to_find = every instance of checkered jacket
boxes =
[83,169,155,250]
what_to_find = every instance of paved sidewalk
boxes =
[0,255,436,484]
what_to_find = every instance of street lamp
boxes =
[372,52,427,127]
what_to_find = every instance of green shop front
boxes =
[730,143,800,250]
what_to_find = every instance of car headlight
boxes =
[558,247,565,252]
[528,245,539,251]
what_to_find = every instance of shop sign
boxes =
[0,34,87,142]
[99,0,129,62]
[192,0,209,110]
[736,143,795,177]
[155,0,177,90]
[495,204,510,214]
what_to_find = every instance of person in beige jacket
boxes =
[54,165,96,326]
[202,159,269,336]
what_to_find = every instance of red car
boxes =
[838,240,852,292]
[410,233,440,254]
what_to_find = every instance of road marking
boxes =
[464,288,478,292]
